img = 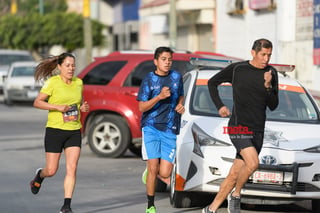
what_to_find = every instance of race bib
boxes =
[63,104,79,122]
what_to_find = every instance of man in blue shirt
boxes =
[137,46,185,213]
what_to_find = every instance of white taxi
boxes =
[170,58,320,213]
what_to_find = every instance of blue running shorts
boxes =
[141,126,176,163]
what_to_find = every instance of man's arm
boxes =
[175,96,185,114]
[139,86,171,112]
[207,64,234,111]
[265,68,279,111]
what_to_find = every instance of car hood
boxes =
[263,121,320,150]
[191,117,320,151]
[6,76,38,86]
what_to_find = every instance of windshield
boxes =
[190,84,319,122]
[11,66,35,77]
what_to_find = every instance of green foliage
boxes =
[18,0,68,15]
[0,12,105,52]
[0,0,68,16]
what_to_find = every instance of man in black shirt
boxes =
[202,38,279,213]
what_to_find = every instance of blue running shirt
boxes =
[137,70,184,135]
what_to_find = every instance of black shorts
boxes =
[229,131,264,160]
[44,127,82,153]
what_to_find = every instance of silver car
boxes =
[3,61,41,105]
[0,49,35,93]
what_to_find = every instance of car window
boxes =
[266,89,319,121]
[191,85,233,116]
[11,66,35,77]
[125,60,155,87]
[183,73,192,100]
[0,54,33,66]
[125,60,196,87]
[190,84,319,122]
[82,61,126,85]
[173,60,196,75]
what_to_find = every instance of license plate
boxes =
[27,90,39,98]
[252,170,284,184]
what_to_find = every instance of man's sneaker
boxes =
[227,193,241,213]
[146,206,156,213]
[60,206,73,213]
[30,168,43,194]
[202,205,216,213]
[142,168,148,184]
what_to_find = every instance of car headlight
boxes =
[191,123,230,146]
[304,145,320,153]
[191,123,230,158]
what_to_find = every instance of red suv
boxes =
[78,50,231,157]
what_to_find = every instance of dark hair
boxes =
[154,46,174,59]
[251,38,273,52]
[34,52,75,81]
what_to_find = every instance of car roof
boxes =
[192,69,302,87]
[0,49,31,55]
[93,50,237,62]
[189,57,300,87]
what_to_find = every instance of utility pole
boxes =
[11,0,17,14]
[83,0,93,65]
[169,0,177,49]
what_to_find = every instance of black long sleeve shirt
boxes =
[208,60,279,132]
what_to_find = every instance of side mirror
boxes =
[2,75,7,82]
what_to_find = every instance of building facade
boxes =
[215,0,320,96]
[66,0,320,94]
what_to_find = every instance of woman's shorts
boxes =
[44,127,81,153]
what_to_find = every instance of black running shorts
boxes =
[229,131,264,160]
[44,127,81,153]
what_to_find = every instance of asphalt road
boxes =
[0,97,313,213]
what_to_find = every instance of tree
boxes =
[19,0,68,15]
[0,0,68,15]
[0,0,105,56]
[0,13,105,54]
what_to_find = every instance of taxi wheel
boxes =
[312,199,320,213]
[170,164,192,208]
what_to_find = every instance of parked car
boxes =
[169,58,320,212]
[0,49,35,93]
[77,50,235,158]
[3,61,41,105]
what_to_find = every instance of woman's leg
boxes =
[63,146,81,198]
[41,152,61,178]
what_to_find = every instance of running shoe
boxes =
[146,206,156,213]
[30,168,43,194]
[60,206,73,213]
[227,193,241,213]
[142,168,148,184]
[202,206,216,213]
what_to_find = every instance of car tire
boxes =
[128,143,142,157]
[4,97,12,105]
[155,177,167,192]
[170,164,192,208]
[87,114,131,158]
[312,199,320,213]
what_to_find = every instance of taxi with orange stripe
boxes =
[170,58,320,212]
